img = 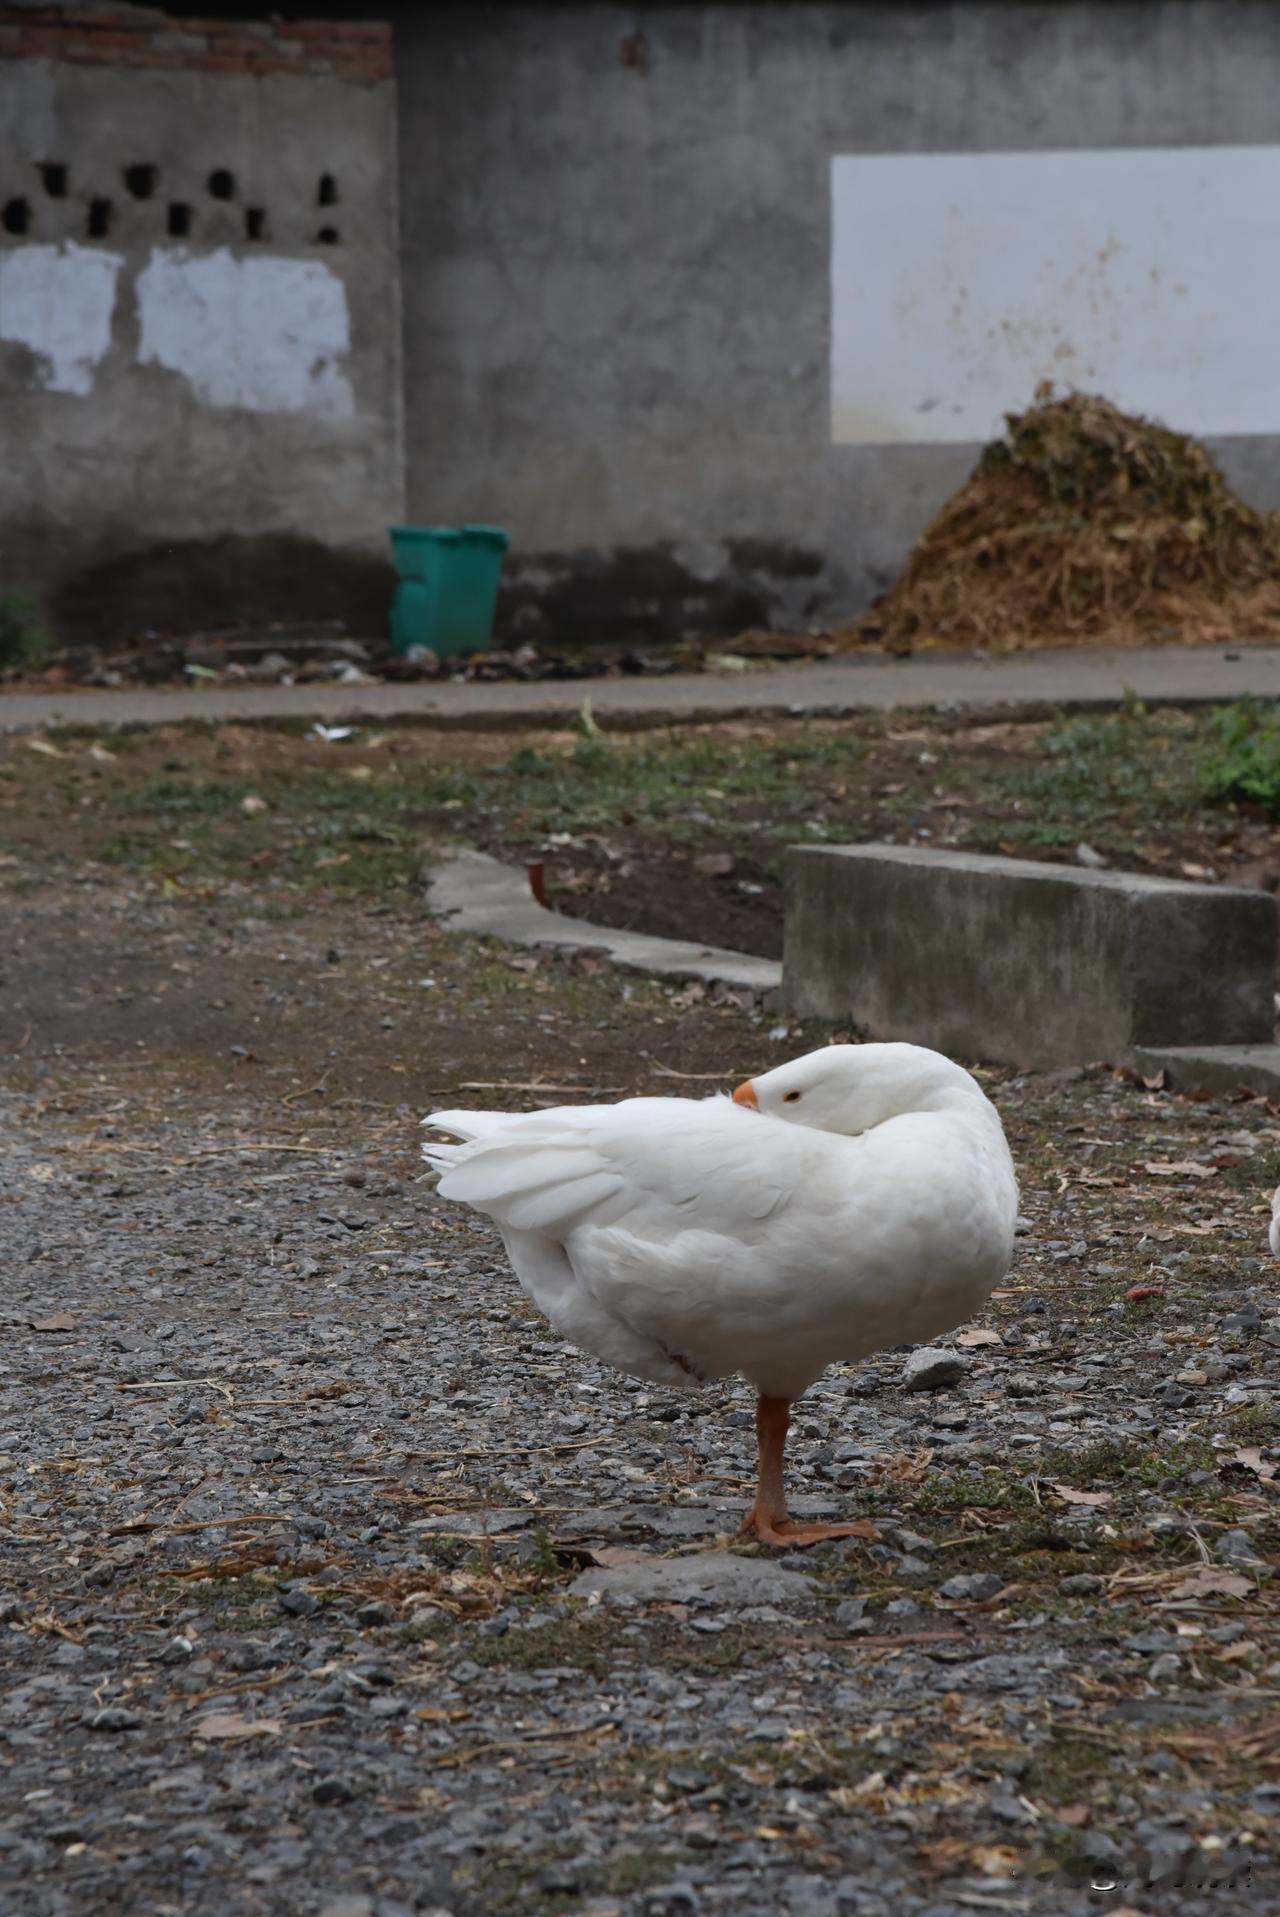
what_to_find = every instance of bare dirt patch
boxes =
[6,704,1280,964]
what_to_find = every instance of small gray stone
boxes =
[990,1792,1036,1823]
[570,1551,812,1608]
[939,1572,1005,1601]
[1125,1631,1178,1654]
[902,1347,968,1392]
[1143,1832,1200,1886]
[1219,1528,1263,1564]
[536,1861,581,1892]
[356,1600,396,1628]
[1148,1653,1183,1681]
[83,1707,142,1731]
[1059,1573,1103,1596]
[312,1775,355,1806]
[642,1890,700,1916]
[931,1406,968,1428]
[887,1528,933,1556]
[897,1555,932,1580]
[952,1649,1067,1691]
[278,1584,319,1617]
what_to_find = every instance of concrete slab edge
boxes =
[1129,1045,1280,1098]
[424,850,782,1003]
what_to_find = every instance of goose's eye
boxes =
[784,1090,802,1104]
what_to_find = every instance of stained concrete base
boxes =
[1129,1045,1280,1098]
[783,843,1277,1070]
[424,850,782,1003]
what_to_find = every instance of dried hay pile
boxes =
[855,390,1280,651]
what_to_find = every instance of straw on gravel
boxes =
[853,389,1280,653]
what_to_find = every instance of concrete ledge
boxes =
[1130,1046,1280,1098]
[783,843,1277,1070]
[5,642,1280,734]
[425,851,782,1002]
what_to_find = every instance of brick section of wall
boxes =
[0,4,392,81]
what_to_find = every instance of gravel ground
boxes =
[3,875,1280,1917]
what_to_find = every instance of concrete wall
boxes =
[0,5,403,632]
[395,2,1280,647]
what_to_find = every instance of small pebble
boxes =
[939,1572,1005,1601]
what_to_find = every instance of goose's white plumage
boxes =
[423,1042,1018,1543]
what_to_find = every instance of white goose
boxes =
[423,1042,1018,1545]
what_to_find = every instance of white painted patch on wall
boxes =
[135,248,355,419]
[0,242,123,396]
[831,145,1280,445]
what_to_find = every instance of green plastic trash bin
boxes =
[388,524,509,658]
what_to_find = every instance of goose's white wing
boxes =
[424,1096,788,1236]
[423,1096,795,1384]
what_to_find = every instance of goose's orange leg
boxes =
[739,1394,871,1548]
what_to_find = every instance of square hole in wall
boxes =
[3,198,31,235]
[207,169,236,200]
[87,199,112,239]
[39,163,68,198]
[167,202,191,238]
[316,225,339,245]
[244,207,266,241]
[317,173,338,206]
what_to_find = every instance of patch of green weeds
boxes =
[470,1609,610,1675]
[0,590,52,670]
[150,1571,276,1626]
[1201,698,1280,814]
[975,705,1202,847]
[883,1467,1040,1518]
[604,1848,685,1897]
[137,775,253,816]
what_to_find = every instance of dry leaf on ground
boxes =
[193,1713,282,1742]
[1165,1569,1255,1602]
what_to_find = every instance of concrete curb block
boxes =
[1129,1045,1280,1099]
[424,850,782,1003]
[783,843,1277,1070]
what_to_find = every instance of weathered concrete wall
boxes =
[0,5,403,632]
[395,1,1280,646]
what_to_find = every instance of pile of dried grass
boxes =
[854,390,1280,651]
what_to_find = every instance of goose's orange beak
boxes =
[733,1079,759,1110]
